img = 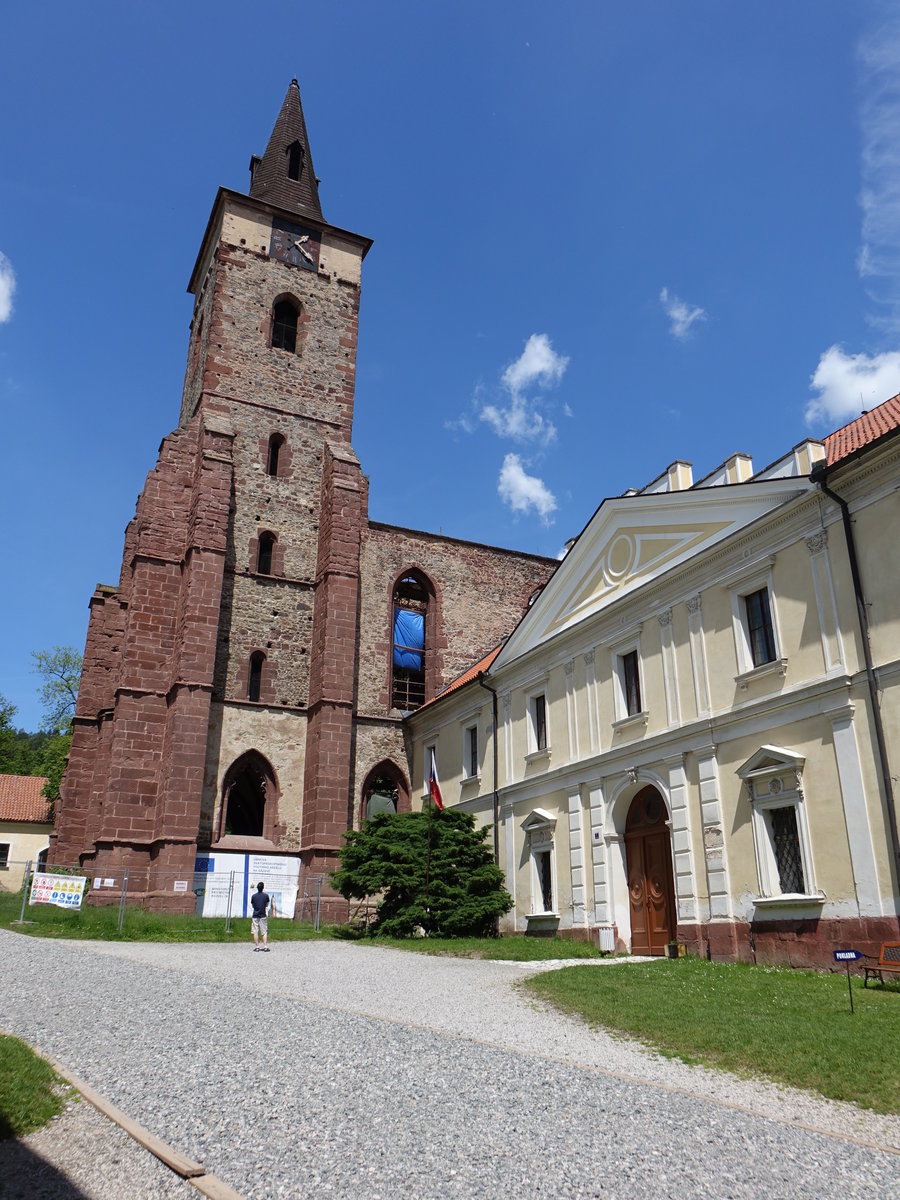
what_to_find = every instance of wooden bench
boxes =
[863,941,900,987]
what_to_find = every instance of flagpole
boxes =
[425,789,432,929]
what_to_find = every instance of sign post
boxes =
[833,949,863,1013]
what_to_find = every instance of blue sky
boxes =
[2,1,899,731]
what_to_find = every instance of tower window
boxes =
[248,652,265,703]
[267,434,285,477]
[272,299,299,353]
[391,573,428,711]
[287,141,304,181]
[257,532,276,576]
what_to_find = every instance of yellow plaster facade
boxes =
[408,425,900,965]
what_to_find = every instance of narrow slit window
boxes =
[532,694,547,751]
[267,434,284,477]
[248,653,264,703]
[257,533,275,575]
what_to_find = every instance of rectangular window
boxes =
[465,725,478,778]
[532,694,547,752]
[768,806,806,894]
[535,848,553,912]
[744,587,776,667]
[0,843,9,868]
[622,649,642,716]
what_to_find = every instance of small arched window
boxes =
[248,652,265,703]
[391,573,429,711]
[257,532,276,575]
[272,299,299,353]
[267,433,285,477]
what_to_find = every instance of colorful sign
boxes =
[30,873,88,910]
[194,852,300,919]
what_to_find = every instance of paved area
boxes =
[1,932,898,1198]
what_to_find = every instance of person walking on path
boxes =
[251,881,271,951]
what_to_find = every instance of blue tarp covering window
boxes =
[393,607,424,670]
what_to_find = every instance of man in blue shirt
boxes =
[251,881,271,951]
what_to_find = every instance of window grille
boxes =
[770,806,806,893]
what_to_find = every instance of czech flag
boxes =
[429,749,444,812]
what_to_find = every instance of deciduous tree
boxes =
[31,646,82,735]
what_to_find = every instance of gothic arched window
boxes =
[391,572,429,711]
[272,298,300,353]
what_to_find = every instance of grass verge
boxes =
[362,933,603,961]
[0,1036,72,1139]
[525,957,900,1113]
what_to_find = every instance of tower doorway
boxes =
[624,786,676,956]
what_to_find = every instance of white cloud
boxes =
[806,345,900,426]
[659,286,706,339]
[497,453,557,524]
[857,6,900,329]
[0,253,15,323]
[479,333,568,443]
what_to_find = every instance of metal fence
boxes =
[4,860,327,933]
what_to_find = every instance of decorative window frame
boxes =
[737,746,822,904]
[522,809,558,916]
[724,558,787,685]
[610,632,648,732]
[524,681,550,762]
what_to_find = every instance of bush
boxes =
[332,809,512,937]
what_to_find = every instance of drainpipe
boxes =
[476,671,501,867]
[810,462,900,889]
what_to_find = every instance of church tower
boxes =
[52,81,556,912]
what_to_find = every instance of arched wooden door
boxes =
[625,786,676,956]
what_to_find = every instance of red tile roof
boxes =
[416,645,503,712]
[0,775,51,823]
[825,392,900,465]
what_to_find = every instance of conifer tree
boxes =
[332,809,512,937]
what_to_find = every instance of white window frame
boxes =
[525,683,550,760]
[522,809,558,916]
[726,561,786,684]
[462,720,480,781]
[610,634,648,730]
[0,842,9,869]
[738,747,820,903]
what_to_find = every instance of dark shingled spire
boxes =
[249,79,323,220]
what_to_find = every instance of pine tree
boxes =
[332,809,512,937]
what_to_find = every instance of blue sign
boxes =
[833,949,862,962]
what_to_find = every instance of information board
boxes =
[29,873,88,910]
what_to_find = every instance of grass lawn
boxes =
[0,888,327,943]
[0,887,602,960]
[0,1036,73,1139]
[525,956,900,1113]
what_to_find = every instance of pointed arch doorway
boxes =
[625,786,677,956]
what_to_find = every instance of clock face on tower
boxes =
[270,217,321,271]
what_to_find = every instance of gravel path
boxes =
[1,931,898,1199]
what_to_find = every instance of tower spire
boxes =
[249,78,323,221]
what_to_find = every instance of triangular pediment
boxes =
[737,745,805,780]
[495,479,810,667]
[522,808,556,833]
